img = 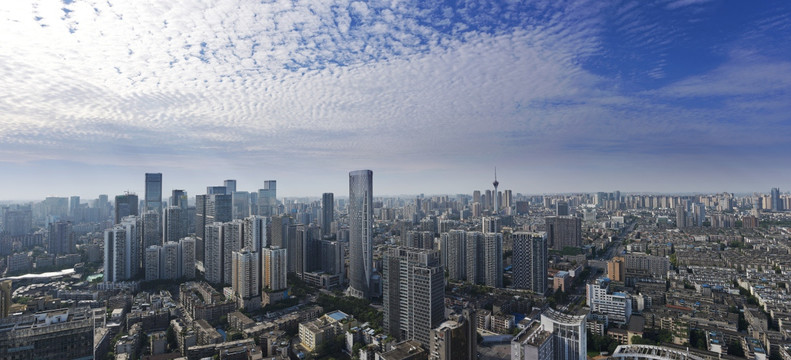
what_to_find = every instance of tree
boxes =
[166,325,178,352]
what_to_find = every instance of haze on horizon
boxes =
[1,0,790,200]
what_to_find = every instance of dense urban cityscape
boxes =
[1,171,791,360]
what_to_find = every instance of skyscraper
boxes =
[243,215,267,251]
[164,206,187,244]
[321,193,334,238]
[262,247,288,291]
[232,191,250,219]
[258,181,277,216]
[224,179,237,194]
[430,309,477,360]
[232,249,261,310]
[69,196,80,217]
[465,231,485,285]
[180,237,197,279]
[48,220,74,255]
[771,187,782,212]
[482,216,501,234]
[675,204,686,228]
[141,210,161,249]
[483,233,503,288]
[161,241,181,279]
[555,201,569,216]
[171,189,188,210]
[223,220,244,284]
[545,216,581,250]
[540,309,587,360]
[114,193,139,224]
[104,216,139,282]
[348,170,373,299]
[145,173,163,213]
[383,246,445,347]
[513,232,548,294]
[442,230,466,282]
[204,222,224,285]
[145,245,161,281]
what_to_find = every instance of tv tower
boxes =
[493,167,499,214]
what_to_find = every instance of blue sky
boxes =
[0,0,790,200]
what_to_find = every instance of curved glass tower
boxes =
[348,170,373,299]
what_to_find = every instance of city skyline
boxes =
[0,167,787,203]
[1,1,791,199]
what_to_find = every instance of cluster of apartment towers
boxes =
[102,170,586,356]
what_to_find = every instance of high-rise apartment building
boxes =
[141,210,161,248]
[675,204,686,228]
[262,247,288,291]
[442,230,467,282]
[145,173,163,213]
[540,309,587,360]
[383,246,445,347]
[513,232,547,294]
[181,237,197,279]
[232,249,261,310]
[145,245,161,281]
[545,216,581,250]
[243,215,267,251]
[204,222,224,285]
[465,231,485,285]
[48,221,74,255]
[483,233,503,288]
[270,215,289,249]
[222,220,244,284]
[482,216,501,234]
[164,206,187,244]
[430,309,477,360]
[161,241,181,279]
[348,170,373,299]
[104,216,139,282]
[322,193,334,238]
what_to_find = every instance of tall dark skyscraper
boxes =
[348,170,373,299]
[321,192,334,238]
[48,221,74,255]
[556,201,570,216]
[144,173,162,213]
[771,187,782,212]
[114,193,139,224]
[171,189,188,209]
[545,216,581,250]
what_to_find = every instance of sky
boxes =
[1,0,790,201]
